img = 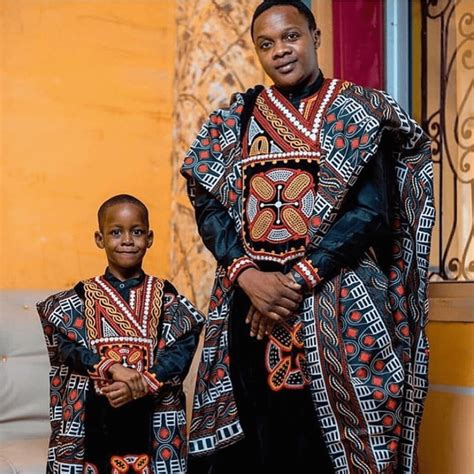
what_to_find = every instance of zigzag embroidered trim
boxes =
[241,150,321,166]
[293,259,321,288]
[266,79,338,141]
[89,356,115,380]
[227,257,259,284]
[95,275,154,337]
[143,371,163,393]
[245,249,306,265]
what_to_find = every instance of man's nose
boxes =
[272,40,291,59]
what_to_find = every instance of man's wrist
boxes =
[228,257,259,285]
[108,363,120,376]
[236,266,259,287]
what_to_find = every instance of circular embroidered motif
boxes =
[246,168,316,244]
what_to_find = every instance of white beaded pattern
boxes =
[229,257,255,281]
[266,79,338,142]
[295,260,319,286]
[247,250,305,265]
[242,150,320,166]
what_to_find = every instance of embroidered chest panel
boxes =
[83,276,164,370]
[241,79,341,264]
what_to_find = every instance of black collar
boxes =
[104,268,145,290]
[276,70,325,105]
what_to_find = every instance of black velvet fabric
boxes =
[84,392,153,473]
[189,288,333,474]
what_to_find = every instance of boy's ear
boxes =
[95,230,105,249]
[147,230,154,248]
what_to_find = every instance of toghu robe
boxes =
[37,273,204,474]
[181,78,435,473]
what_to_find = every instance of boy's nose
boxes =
[122,233,133,244]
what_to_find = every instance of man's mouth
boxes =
[276,60,297,73]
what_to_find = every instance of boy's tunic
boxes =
[181,76,435,473]
[37,271,204,474]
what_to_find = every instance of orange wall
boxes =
[1,0,176,289]
[1,2,472,472]
[419,322,474,473]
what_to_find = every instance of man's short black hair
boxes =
[98,194,149,230]
[251,0,317,41]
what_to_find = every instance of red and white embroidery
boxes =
[246,168,316,244]
[265,78,338,142]
[293,259,322,288]
[83,277,164,392]
[227,257,258,284]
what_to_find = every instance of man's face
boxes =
[95,203,153,279]
[253,5,321,89]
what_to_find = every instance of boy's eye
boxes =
[132,229,144,236]
[111,229,121,236]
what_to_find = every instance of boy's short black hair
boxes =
[251,0,317,41]
[98,194,149,230]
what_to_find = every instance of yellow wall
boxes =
[1,1,473,472]
[1,0,176,289]
[419,321,474,473]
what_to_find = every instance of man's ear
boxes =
[313,28,321,50]
[147,230,154,249]
[95,230,105,249]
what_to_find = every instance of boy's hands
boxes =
[108,364,148,399]
[237,269,302,323]
[101,381,133,408]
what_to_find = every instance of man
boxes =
[182,1,434,472]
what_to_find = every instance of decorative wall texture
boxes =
[169,0,266,310]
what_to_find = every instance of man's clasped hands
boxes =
[237,268,303,340]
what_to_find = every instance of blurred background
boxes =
[1,1,472,472]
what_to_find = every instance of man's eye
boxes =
[287,32,299,40]
[260,41,272,50]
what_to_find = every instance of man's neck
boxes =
[276,70,324,105]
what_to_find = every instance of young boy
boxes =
[37,194,204,474]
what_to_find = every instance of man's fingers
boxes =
[250,311,262,337]
[278,272,302,291]
[279,286,303,303]
[139,376,148,395]
[256,317,269,340]
[265,319,277,337]
[109,397,127,408]
[245,306,257,325]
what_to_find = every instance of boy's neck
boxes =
[105,265,144,282]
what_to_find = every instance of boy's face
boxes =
[95,203,153,279]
